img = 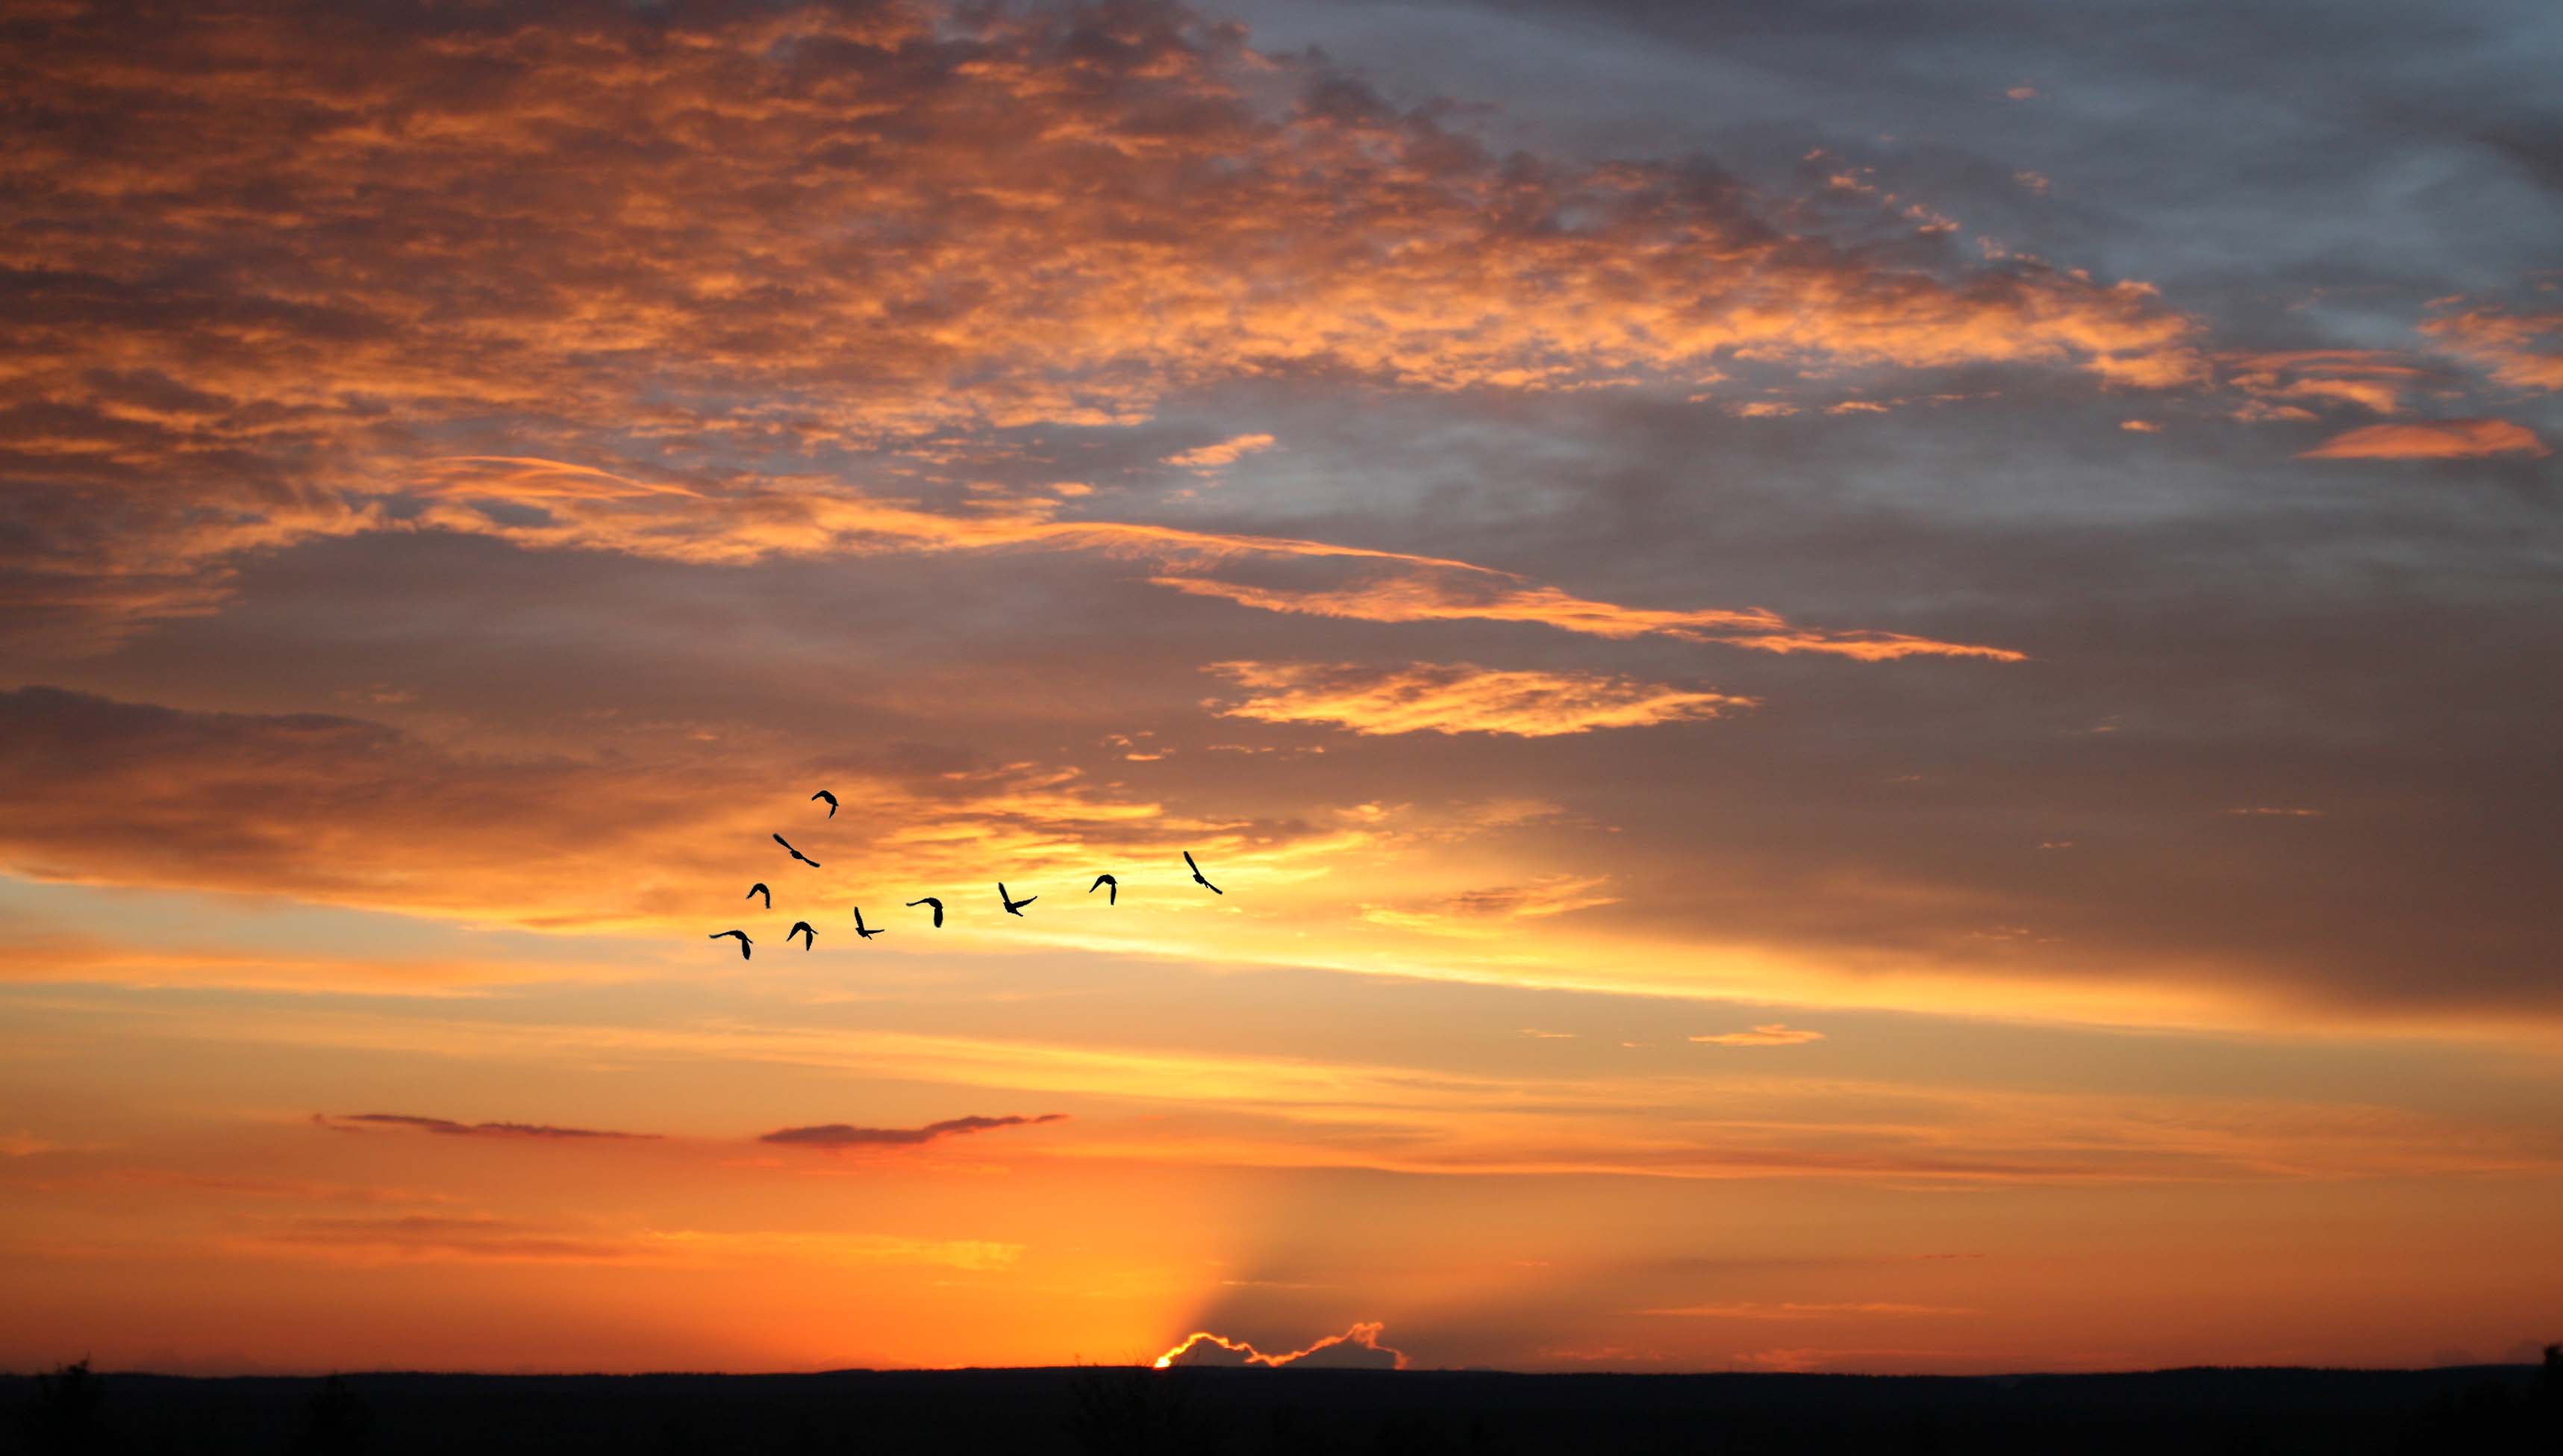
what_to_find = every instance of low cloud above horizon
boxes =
[761,1115,1071,1149]
[316,1114,658,1142]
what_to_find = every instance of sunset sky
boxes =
[4,0,2561,1377]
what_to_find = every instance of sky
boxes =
[2,0,2560,1376]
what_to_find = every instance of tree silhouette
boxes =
[22,1358,106,1456]
[1064,1366,1224,1456]
[288,1375,372,1456]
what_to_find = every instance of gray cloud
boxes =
[316,1113,657,1140]
[759,1114,1070,1149]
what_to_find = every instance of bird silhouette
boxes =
[746,882,771,909]
[709,929,752,960]
[999,882,1037,916]
[852,907,886,940]
[1184,851,1223,895]
[1090,873,1117,905]
[773,833,820,868]
[905,896,944,928]
[812,790,838,819]
[787,920,816,950]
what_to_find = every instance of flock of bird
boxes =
[708,790,1225,960]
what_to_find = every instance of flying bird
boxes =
[1089,873,1117,905]
[812,789,838,818]
[1184,851,1223,895]
[773,833,820,868]
[852,907,886,940]
[905,896,944,928]
[787,920,816,951]
[746,882,770,909]
[708,929,752,960]
[999,882,1037,916]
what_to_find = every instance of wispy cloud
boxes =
[758,1113,1068,1149]
[1690,1025,1827,1047]
[2420,305,2563,391]
[2299,419,2548,459]
[1161,581,2024,660]
[2226,350,2426,416]
[1163,434,1277,470]
[1205,661,1753,737]
[314,1113,658,1140]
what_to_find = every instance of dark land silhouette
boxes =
[10,1351,2559,1455]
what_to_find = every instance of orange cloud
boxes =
[2420,306,2563,391]
[1158,578,2025,660]
[2223,350,2428,416]
[2298,419,2550,460]
[1704,630,2026,662]
[1162,434,1277,469]
[1691,1024,1826,1046]
[0,0,2200,643]
[396,457,1497,576]
[1204,661,1753,737]
[1156,1321,1408,1369]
